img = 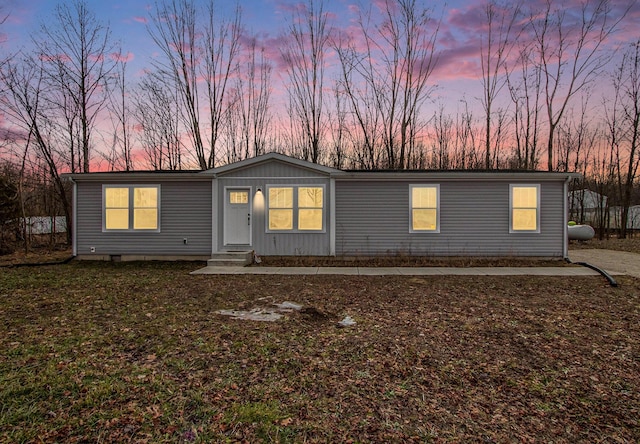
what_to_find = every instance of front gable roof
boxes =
[204,152,342,177]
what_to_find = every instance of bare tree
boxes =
[590,135,616,239]
[479,0,522,169]
[333,32,383,169]
[334,0,440,169]
[0,55,72,243]
[221,100,242,164]
[134,77,184,170]
[36,0,118,173]
[148,0,203,168]
[453,99,481,169]
[559,100,600,226]
[234,37,272,160]
[609,41,640,238]
[105,57,133,171]
[281,0,331,164]
[0,0,117,249]
[202,2,242,167]
[0,11,9,70]
[328,82,347,169]
[431,105,453,169]
[148,0,243,169]
[556,96,598,173]
[529,0,629,171]
[507,43,543,170]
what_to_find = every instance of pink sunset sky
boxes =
[1,0,639,169]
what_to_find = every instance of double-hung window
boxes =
[410,184,439,232]
[298,187,323,230]
[510,184,540,232]
[104,185,160,231]
[267,185,324,232]
[268,187,294,230]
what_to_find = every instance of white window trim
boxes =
[265,184,326,233]
[509,184,540,234]
[102,184,161,233]
[409,184,440,233]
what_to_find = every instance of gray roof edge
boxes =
[62,171,211,181]
[331,171,582,181]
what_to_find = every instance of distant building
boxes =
[569,189,607,226]
[21,216,67,234]
[609,205,640,230]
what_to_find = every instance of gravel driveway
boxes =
[569,249,640,278]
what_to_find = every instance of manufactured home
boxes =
[65,153,577,260]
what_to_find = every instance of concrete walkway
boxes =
[190,249,637,277]
[191,264,616,276]
[569,249,640,278]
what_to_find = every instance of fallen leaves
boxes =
[1,261,639,443]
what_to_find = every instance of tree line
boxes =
[0,0,639,252]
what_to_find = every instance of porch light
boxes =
[254,187,265,212]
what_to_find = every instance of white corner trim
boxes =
[211,180,218,254]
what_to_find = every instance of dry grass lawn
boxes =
[1,260,639,443]
[570,237,640,253]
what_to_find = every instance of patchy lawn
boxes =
[1,261,639,443]
[0,248,72,267]
[570,237,640,254]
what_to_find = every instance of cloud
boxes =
[133,16,148,24]
[257,34,291,72]
[447,5,487,34]
[347,4,360,15]
[0,112,28,142]
[274,1,307,16]
[3,0,32,26]
[111,52,135,63]
[432,44,482,81]
[38,53,71,63]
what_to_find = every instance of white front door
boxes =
[224,188,251,245]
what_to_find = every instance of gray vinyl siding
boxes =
[335,180,565,257]
[218,177,331,256]
[219,160,325,179]
[76,180,212,256]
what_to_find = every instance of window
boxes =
[104,185,160,231]
[229,191,248,204]
[510,184,539,232]
[268,187,294,230]
[298,187,323,230]
[105,187,129,230]
[410,185,439,232]
[267,185,324,232]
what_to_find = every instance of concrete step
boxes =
[208,250,253,267]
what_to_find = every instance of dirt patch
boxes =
[217,300,335,323]
[217,301,303,322]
